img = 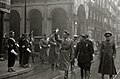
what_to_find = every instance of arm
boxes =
[112,42,116,59]
[70,40,74,59]
[99,41,104,59]
[54,34,62,43]
[74,43,79,59]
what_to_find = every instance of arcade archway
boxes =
[51,8,67,37]
[29,9,42,36]
[77,4,86,35]
[10,10,20,40]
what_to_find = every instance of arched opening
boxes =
[77,4,86,35]
[51,8,67,37]
[29,9,43,36]
[10,10,20,40]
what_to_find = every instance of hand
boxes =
[74,58,78,66]
[113,55,116,59]
[54,43,57,45]
[56,28,59,33]
[22,45,25,48]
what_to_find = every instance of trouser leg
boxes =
[81,68,84,79]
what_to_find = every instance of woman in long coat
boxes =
[98,31,117,79]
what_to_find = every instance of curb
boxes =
[53,67,80,79]
[0,67,34,79]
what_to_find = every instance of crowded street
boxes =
[1,0,120,79]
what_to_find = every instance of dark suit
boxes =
[75,39,94,70]
[8,38,17,67]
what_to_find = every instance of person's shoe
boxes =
[102,76,104,79]
[11,68,16,72]
[8,69,12,72]
[64,76,68,79]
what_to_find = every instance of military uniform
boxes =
[18,34,24,66]
[22,35,31,67]
[8,37,17,71]
[40,37,49,64]
[55,30,74,79]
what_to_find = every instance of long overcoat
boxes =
[98,41,117,75]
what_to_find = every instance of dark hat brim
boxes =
[64,30,70,35]
[81,34,86,38]
[104,33,112,37]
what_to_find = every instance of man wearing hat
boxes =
[18,34,25,67]
[39,34,50,64]
[71,35,79,69]
[49,29,60,69]
[74,34,94,79]
[55,30,74,79]
[98,31,117,79]
[21,33,31,68]
[7,31,18,72]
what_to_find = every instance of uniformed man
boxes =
[98,31,117,79]
[71,35,79,70]
[49,30,60,69]
[29,31,35,63]
[75,34,94,79]
[39,34,50,64]
[8,31,18,72]
[55,30,74,79]
[18,34,25,67]
[22,34,31,68]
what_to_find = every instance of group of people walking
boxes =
[2,29,117,79]
[39,28,117,79]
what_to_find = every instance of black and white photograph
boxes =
[0,0,120,79]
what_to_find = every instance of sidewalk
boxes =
[0,60,34,79]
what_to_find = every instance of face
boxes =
[10,32,15,37]
[106,36,111,41]
[80,36,84,41]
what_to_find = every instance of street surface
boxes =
[23,48,120,79]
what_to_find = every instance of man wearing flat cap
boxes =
[74,34,94,79]
[55,30,74,79]
[98,31,117,79]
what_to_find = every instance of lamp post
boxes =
[0,11,4,61]
[24,0,27,33]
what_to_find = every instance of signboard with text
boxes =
[0,0,10,13]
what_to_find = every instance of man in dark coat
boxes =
[75,34,94,79]
[8,31,18,72]
[18,34,25,66]
[98,31,117,79]
[29,31,35,63]
[22,34,31,68]
[55,30,74,79]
